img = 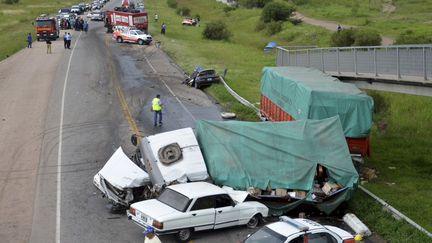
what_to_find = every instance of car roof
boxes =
[266,218,326,237]
[168,182,226,199]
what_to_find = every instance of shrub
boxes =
[265,21,283,35]
[2,0,19,3]
[238,0,272,8]
[223,5,237,13]
[395,30,432,44]
[255,21,266,31]
[330,28,355,47]
[202,21,231,40]
[290,0,308,5]
[353,29,381,46]
[166,0,177,9]
[176,7,190,16]
[261,2,295,23]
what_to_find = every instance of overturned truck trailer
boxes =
[93,128,209,207]
[196,117,359,215]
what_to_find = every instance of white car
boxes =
[87,10,104,21]
[127,182,269,242]
[243,216,355,243]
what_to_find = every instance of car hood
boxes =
[325,225,353,239]
[132,199,179,219]
[137,34,152,39]
[98,147,150,189]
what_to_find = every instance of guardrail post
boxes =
[423,47,427,81]
[307,50,310,67]
[337,48,340,74]
[354,48,358,75]
[397,47,401,79]
[374,48,378,77]
[295,51,298,66]
[321,49,325,71]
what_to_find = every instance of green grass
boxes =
[296,0,432,38]
[147,0,432,239]
[0,0,79,60]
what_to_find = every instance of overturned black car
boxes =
[184,67,221,89]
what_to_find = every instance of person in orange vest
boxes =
[152,94,163,126]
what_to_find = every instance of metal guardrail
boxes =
[276,45,432,82]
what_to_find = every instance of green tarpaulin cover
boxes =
[196,117,359,214]
[261,67,374,138]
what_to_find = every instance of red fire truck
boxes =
[35,14,60,41]
[105,11,148,33]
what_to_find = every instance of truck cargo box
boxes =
[260,67,374,156]
[105,10,148,31]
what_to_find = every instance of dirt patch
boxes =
[1,9,26,15]
[382,1,396,14]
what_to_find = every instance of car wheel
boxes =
[116,37,123,43]
[247,214,261,229]
[194,80,200,89]
[176,228,193,242]
[138,39,144,45]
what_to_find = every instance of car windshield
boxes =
[36,20,54,27]
[157,188,191,212]
[135,30,145,35]
[199,70,216,76]
[245,226,286,243]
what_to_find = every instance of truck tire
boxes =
[176,228,193,242]
[138,39,144,45]
[116,37,123,43]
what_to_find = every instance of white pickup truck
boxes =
[112,27,152,45]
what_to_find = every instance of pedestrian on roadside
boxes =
[154,13,159,22]
[161,23,166,35]
[46,39,52,54]
[27,33,33,48]
[143,227,161,243]
[151,94,163,126]
[83,21,89,33]
[337,24,342,32]
[63,33,67,49]
[66,33,72,49]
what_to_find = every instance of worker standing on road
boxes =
[27,33,33,48]
[83,21,89,33]
[63,33,67,48]
[66,33,72,49]
[151,94,163,127]
[46,39,52,54]
[143,227,161,243]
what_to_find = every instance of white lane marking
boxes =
[56,31,82,243]
[144,55,196,121]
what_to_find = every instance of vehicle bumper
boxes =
[93,173,131,206]
[126,211,179,235]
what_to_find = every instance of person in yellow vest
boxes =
[152,94,163,126]
[143,227,161,243]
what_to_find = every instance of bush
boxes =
[238,0,272,8]
[166,0,177,8]
[395,30,432,44]
[261,2,295,23]
[202,21,232,40]
[290,0,308,5]
[223,5,237,13]
[176,7,190,16]
[265,21,283,35]
[353,29,381,46]
[2,0,19,3]
[330,28,355,47]
[255,21,266,31]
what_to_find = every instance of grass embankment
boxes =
[147,0,432,240]
[296,0,432,40]
[0,0,80,60]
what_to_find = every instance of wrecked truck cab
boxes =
[93,128,210,207]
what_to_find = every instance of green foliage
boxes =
[395,30,432,44]
[330,28,355,47]
[353,29,381,46]
[223,5,237,13]
[2,0,19,4]
[290,0,309,5]
[166,0,177,8]
[176,6,190,16]
[238,0,273,8]
[261,1,295,23]
[202,21,232,40]
[255,21,283,35]
[331,28,381,47]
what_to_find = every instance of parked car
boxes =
[87,10,104,21]
[58,8,71,14]
[71,5,83,15]
[182,18,197,26]
[184,67,221,89]
[243,216,355,243]
[127,182,269,242]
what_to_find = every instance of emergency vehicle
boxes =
[105,11,148,32]
[35,14,60,41]
[112,26,152,45]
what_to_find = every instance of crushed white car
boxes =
[93,128,209,207]
[127,182,269,242]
